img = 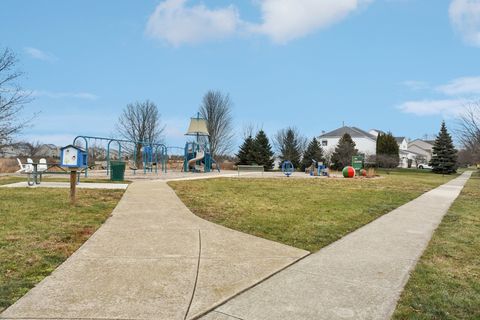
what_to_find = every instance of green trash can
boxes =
[110,160,126,181]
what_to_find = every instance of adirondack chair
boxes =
[26,158,34,173]
[16,158,25,173]
[38,158,48,172]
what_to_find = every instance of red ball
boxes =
[342,166,356,178]
[360,169,367,177]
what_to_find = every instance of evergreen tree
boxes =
[278,128,303,169]
[253,130,274,171]
[301,137,324,171]
[236,135,256,165]
[430,121,458,174]
[331,133,358,170]
[376,132,400,168]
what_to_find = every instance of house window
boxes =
[322,140,328,146]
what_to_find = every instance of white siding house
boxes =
[318,126,377,157]
[408,139,434,163]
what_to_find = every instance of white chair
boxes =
[25,158,34,173]
[38,158,48,172]
[16,158,25,173]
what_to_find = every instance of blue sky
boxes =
[1,0,480,151]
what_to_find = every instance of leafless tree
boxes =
[242,122,259,139]
[457,102,480,163]
[116,100,165,165]
[199,90,234,157]
[20,141,43,158]
[0,48,33,151]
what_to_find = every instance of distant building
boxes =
[319,126,429,168]
[38,144,61,158]
[408,139,434,163]
[0,143,61,158]
[395,137,408,151]
[318,126,377,156]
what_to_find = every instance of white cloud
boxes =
[250,0,373,44]
[31,90,98,100]
[145,0,240,46]
[397,99,466,116]
[24,47,57,62]
[145,0,373,45]
[436,76,480,95]
[449,0,480,47]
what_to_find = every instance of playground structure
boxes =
[281,160,294,177]
[184,142,218,173]
[63,114,224,177]
[72,135,167,177]
[183,114,220,173]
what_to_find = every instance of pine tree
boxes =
[279,128,303,169]
[236,135,256,165]
[331,133,358,170]
[376,132,400,168]
[301,137,324,171]
[253,130,274,171]
[430,121,458,174]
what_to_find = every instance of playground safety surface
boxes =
[0,174,308,320]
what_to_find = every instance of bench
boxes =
[237,165,265,176]
[16,158,82,186]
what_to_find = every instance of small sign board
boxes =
[352,155,364,171]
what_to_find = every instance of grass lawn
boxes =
[169,169,457,252]
[392,171,480,320]
[0,187,124,312]
[0,176,24,185]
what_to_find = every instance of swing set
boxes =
[72,135,168,177]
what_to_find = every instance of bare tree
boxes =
[0,48,33,151]
[242,122,259,139]
[199,90,234,157]
[116,100,165,165]
[457,102,480,163]
[20,141,43,158]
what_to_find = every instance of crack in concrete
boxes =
[185,230,202,320]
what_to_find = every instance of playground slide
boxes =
[188,150,205,170]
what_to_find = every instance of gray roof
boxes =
[371,129,385,135]
[319,126,377,140]
[410,139,435,146]
[395,137,406,143]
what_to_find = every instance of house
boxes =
[318,126,377,156]
[320,126,427,168]
[370,131,416,168]
[38,144,61,158]
[408,139,434,163]
[395,137,408,151]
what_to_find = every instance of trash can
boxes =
[110,160,126,181]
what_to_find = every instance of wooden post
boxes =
[70,169,77,204]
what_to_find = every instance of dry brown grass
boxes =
[366,168,376,178]
[0,158,18,173]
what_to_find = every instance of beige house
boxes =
[408,139,435,163]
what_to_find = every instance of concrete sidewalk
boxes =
[202,171,472,320]
[1,179,308,320]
